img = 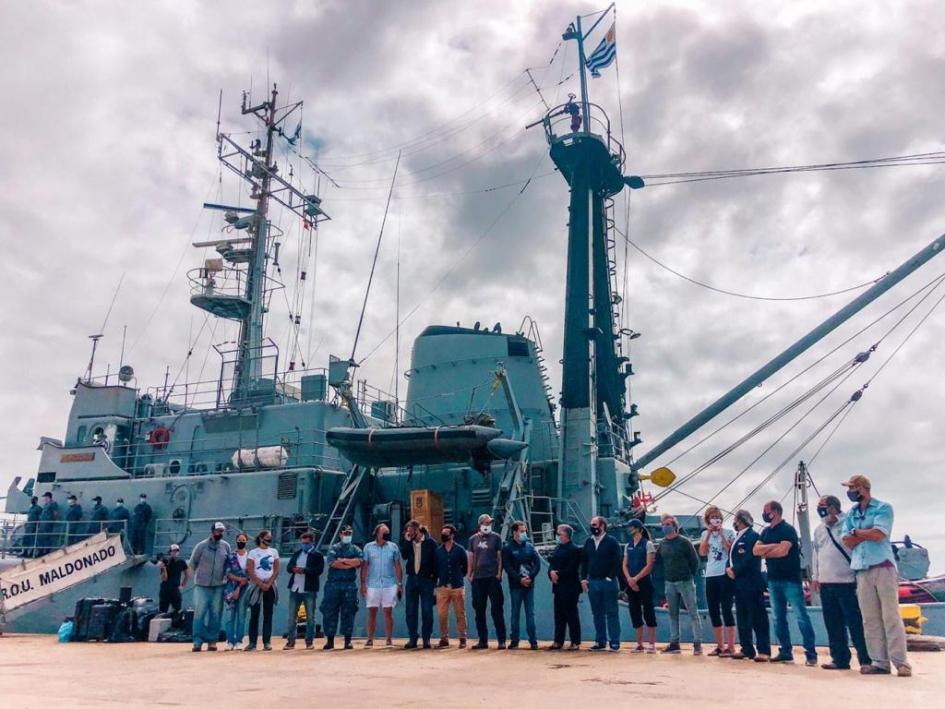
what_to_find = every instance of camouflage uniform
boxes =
[320,541,363,639]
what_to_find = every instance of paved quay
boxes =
[1,634,943,707]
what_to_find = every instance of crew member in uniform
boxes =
[89,495,109,535]
[130,493,153,554]
[22,496,42,557]
[320,524,363,650]
[108,498,131,536]
[37,491,60,555]
[65,494,84,544]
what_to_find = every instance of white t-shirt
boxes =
[291,550,309,592]
[701,528,735,577]
[248,546,279,582]
[235,551,248,572]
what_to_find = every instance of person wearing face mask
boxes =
[841,475,911,677]
[130,493,153,555]
[159,543,190,613]
[361,522,403,647]
[580,515,622,651]
[656,514,703,655]
[727,509,770,662]
[812,495,870,671]
[502,521,541,650]
[223,532,251,650]
[22,496,42,557]
[547,524,583,651]
[400,520,438,649]
[188,521,231,652]
[754,500,816,666]
[108,497,130,536]
[434,524,468,648]
[467,513,506,649]
[37,491,61,555]
[320,525,363,650]
[622,519,657,653]
[89,495,109,536]
[282,529,324,650]
[699,506,736,657]
[246,529,281,651]
[65,494,84,544]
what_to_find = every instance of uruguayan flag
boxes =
[586,23,616,78]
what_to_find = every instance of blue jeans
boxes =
[508,586,537,645]
[587,578,620,649]
[286,591,316,645]
[404,576,436,643]
[665,578,703,643]
[768,579,816,660]
[193,585,225,647]
[224,592,248,645]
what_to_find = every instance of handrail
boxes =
[0,516,131,559]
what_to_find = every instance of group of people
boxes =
[176,473,910,678]
[20,491,153,556]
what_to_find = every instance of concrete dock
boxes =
[1,634,942,707]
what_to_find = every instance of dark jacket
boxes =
[91,504,109,522]
[548,541,583,595]
[26,504,42,523]
[65,504,83,523]
[435,542,468,588]
[581,534,622,581]
[729,529,765,593]
[503,539,541,589]
[285,547,325,593]
[657,535,700,582]
[400,537,439,580]
[131,502,153,527]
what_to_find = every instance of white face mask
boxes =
[710,518,722,527]
[480,525,492,534]
[340,535,352,544]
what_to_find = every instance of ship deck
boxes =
[1,634,943,707]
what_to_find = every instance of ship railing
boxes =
[0,515,131,559]
[152,515,319,560]
[538,101,626,171]
[186,265,247,301]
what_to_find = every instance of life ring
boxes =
[148,426,171,450]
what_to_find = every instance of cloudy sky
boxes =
[1,1,943,571]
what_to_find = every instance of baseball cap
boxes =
[212,521,226,531]
[841,474,871,490]
[628,519,644,530]
[340,525,353,534]
[169,543,180,551]
[478,513,493,524]
[92,495,102,503]
[42,492,53,498]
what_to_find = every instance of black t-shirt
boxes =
[760,521,801,582]
[162,557,188,588]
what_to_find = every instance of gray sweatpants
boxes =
[665,578,703,643]
[855,564,910,671]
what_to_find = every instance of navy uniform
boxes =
[730,523,771,660]
[108,499,131,535]
[88,497,109,536]
[320,537,363,649]
[130,495,153,554]
[65,496,84,544]
[38,495,61,555]
[22,498,42,557]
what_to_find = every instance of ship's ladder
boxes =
[318,464,369,551]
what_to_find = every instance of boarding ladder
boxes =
[318,464,369,551]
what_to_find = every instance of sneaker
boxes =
[860,664,891,675]
[305,642,314,650]
[497,642,506,650]
[206,643,217,652]
[589,643,607,652]
[821,662,850,670]
[263,643,272,651]
[707,647,723,657]
[646,644,656,654]
[730,652,751,660]
[437,639,450,649]
[233,642,244,651]
[693,642,703,656]
[546,643,563,651]
[343,639,354,650]
[423,641,433,650]
[660,642,681,654]
[529,642,539,650]
[609,645,621,652]
[471,641,488,650]
[385,639,393,648]
[896,665,912,678]
[191,645,202,653]
[283,642,295,651]
[364,639,374,648]
[244,644,256,652]
[223,643,233,652]
[567,643,581,652]
[458,639,467,649]
[805,657,818,667]
[771,654,794,663]
[507,641,519,650]
[754,654,770,663]
[720,647,735,658]
[631,644,645,654]
[403,641,418,650]
[322,638,335,651]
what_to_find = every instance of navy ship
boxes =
[3,8,944,637]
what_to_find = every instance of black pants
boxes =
[159,585,182,613]
[706,574,736,627]
[553,587,581,645]
[471,577,506,643]
[404,575,436,643]
[821,582,871,667]
[735,587,770,657]
[627,577,657,629]
[248,587,276,646]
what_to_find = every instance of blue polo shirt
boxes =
[842,497,896,571]
[363,540,402,589]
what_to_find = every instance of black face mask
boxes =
[816,507,829,518]
[212,533,223,541]
[590,526,601,536]
[847,490,863,503]
[762,512,773,524]
[441,533,451,543]
[236,541,246,549]
[382,532,391,541]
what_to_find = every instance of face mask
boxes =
[213,532,223,541]
[116,503,123,508]
[518,532,528,543]
[301,543,314,552]
[441,533,451,543]
[69,500,76,506]
[590,526,601,536]
[261,537,271,546]
[480,525,492,534]
[170,551,179,557]
[816,507,829,518]
[661,525,674,536]
[710,518,722,527]
[341,535,353,544]
[381,531,391,541]
[237,540,247,549]
[140,498,147,503]
[846,490,863,503]
[762,511,773,524]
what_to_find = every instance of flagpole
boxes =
[575,14,591,135]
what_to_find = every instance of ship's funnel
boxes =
[486,438,529,460]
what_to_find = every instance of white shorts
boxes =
[366,585,398,609]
